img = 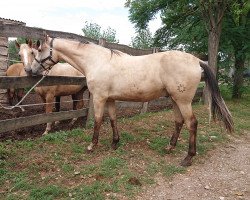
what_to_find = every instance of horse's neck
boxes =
[54,39,109,76]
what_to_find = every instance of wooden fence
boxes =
[0,75,88,133]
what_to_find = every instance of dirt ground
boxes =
[137,132,250,200]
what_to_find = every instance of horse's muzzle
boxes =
[24,67,32,76]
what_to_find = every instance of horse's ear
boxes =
[43,31,49,43]
[27,39,33,48]
[15,40,20,49]
[35,40,41,49]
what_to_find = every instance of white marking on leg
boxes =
[87,143,94,151]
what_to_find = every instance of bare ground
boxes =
[137,132,250,200]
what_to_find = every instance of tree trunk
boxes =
[203,28,221,104]
[232,52,246,99]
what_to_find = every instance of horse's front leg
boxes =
[87,96,106,152]
[43,94,54,135]
[107,100,119,150]
[69,94,77,126]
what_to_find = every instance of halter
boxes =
[34,38,58,71]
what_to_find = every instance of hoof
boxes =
[165,145,175,154]
[54,121,60,126]
[86,148,94,154]
[86,143,96,153]
[42,132,48,136]
[180,155,193,167]
[70,118,77,126]
[111,142,119,150]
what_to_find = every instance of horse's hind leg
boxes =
[166,99,184,153]
[17,89,25,112]
[54,96,61,126]
[55,96,61,112]
[87,96,106,152]
[107,100,119,150]
[70,89,84,126]
[176,102,198,167]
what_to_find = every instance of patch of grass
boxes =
[100,157,126,177]
[148,136,169,155]
[146,162,161,176]
[120,131,136,145]
[71,143,85,154]
[72,181,111,200]
[29,185,67,200]
[0,143,12,159]
[61,163,74,174]
[42,131,68,144]
[163,164,186,177]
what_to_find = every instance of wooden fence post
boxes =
[0,36,8,109]
[140,47,159,114]
[86,38,107,128]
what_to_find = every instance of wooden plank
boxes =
[0,37,8,46]
[0,76,87,89]
[0,108,88,133]
[0,46,8,56]
[0,24,98,44]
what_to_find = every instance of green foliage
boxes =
[82,21,119,43]
[126,0,250,98]
[131,28,154,49]
[8,38,26,66]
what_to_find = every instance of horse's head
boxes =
[30,34,59,75]
[16,39,39,75]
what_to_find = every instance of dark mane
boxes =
[110,49,123,58]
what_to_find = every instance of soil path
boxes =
[137,133,250,200]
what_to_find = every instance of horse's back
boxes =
[6,63,25,76]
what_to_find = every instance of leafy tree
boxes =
[82,21,119,43]
[130,28,154,49]
[126,0,250,98]
[222,1,250,98]
[8,37,26,66]
[126,0,228,72]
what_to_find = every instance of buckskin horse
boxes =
[15,39,86,135]
[27,34,233,166]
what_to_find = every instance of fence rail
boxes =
[0,108,87,133]
[0,75,87,89]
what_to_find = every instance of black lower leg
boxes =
[181,116,198,167]
[166,120,184,152]
[110,119,119,149]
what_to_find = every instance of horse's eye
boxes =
[31,51,34,55]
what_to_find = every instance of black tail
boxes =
[200,61,234,132]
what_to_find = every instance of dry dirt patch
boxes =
[137,133,250,200]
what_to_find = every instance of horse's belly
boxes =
[54,85,82,96]
[109,87,167,102]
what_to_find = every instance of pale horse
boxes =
[27,34,233,166]
[15,39,87,135]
